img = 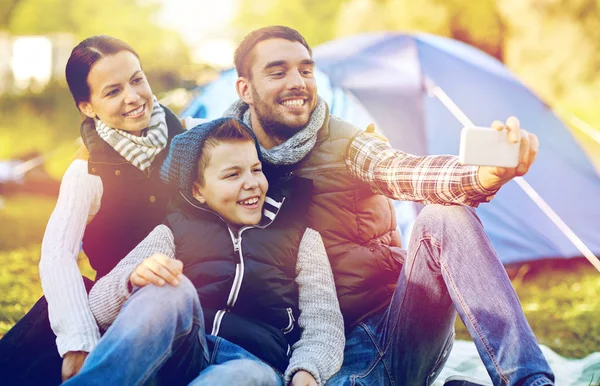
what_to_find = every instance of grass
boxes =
[0,194,598,360]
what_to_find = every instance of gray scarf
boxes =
[223,97,327,165]
[95,95,167,173]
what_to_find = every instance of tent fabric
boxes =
[180,32,600,265]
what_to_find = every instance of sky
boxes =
[156,0,238,66]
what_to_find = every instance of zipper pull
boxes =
[233,237,241,252]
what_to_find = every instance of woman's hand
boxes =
[61,351,88,381]
[291,370,318,386]
[129,254,183,289]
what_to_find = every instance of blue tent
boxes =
[181,32,600,265]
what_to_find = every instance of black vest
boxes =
[165,177,311,373]
[81,106,184,279]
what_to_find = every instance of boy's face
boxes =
[193,140,268,230]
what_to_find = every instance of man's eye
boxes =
[270,72,284,77]
[132,77,144,85]
[301,70,313,76]
[106,89,119,97]
[252,167,262,173]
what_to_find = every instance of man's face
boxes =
[245,39,318,141]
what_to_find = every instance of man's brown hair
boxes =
[234,25,312,79]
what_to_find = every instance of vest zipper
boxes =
[210,226,249,336]
[282,307,295,334]
[180,191,285,336]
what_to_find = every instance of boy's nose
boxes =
[243,175,259,190]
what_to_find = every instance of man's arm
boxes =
[87,224,177,330]
[345,131,497,206]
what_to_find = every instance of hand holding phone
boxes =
[459,126,521,168]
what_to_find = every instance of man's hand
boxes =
[61,351,88,381]
[291,370,318,386]
[129,254,183,289]
[477,116,539,191]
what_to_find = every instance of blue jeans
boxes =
[63,276,281,386]
[189,335,283,386]
[327,205,554,386]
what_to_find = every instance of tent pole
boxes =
[427,80,600,273]
[560,112,600,145]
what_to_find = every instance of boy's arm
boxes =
[285,228,345,386]
[88,224,176,331]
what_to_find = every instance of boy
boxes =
[64,118,344,386]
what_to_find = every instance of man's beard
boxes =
[251,87,310,142]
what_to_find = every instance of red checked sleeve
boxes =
[345,132,497,206]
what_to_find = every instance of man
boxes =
[214,25,555,385]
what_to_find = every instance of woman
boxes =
[0,35,184,385]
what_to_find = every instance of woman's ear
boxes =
[78,102,96,119]
[192,181,206,204]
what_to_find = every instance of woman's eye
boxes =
[225,173,238,179]
[105,89,119,97]
[252,168,262,173]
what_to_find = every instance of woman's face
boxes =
[78,51,153,136]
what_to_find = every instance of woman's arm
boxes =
[88,224,177,330]
[285,228,345,386]
[39,159,103,357]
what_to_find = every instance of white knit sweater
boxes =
[39,159,103,357]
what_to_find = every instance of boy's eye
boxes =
[224,172,239,179]
[252,167,262,173]
[105,89,119,97]
[132,77,144,85]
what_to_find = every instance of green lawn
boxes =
[0,194,598,360]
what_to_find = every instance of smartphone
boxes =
[458,126,520,167]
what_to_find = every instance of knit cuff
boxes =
[284,362,322,386]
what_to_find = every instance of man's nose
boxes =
[286,69,306,90]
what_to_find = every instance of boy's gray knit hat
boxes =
[160,117,262,199]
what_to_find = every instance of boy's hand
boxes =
[291,370,318,386]
[129,254,183,289]
[61,351,88,381]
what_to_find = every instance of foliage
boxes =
[234,0,351,46]
[6,0,191,74]
[0,194,55,251]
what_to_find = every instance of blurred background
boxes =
[0,0,599,367]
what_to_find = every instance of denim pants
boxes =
[327,205,555,386]
[63,276,281,386]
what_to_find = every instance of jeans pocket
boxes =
[426,331,455,386]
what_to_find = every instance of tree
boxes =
[0,0,22,29]
[234,0,351,46]
[7,0,191,75]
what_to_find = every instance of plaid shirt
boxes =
[346,132,497,207]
